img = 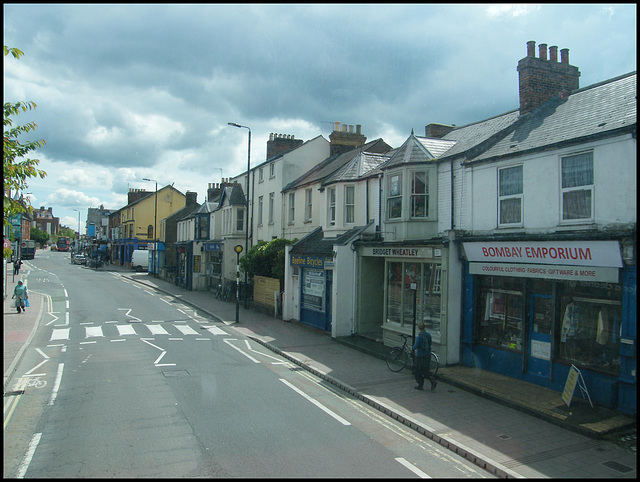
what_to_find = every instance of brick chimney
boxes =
[266,133,303,160]
[425,123,455,139]
[128,188,149,205]
[185,191,198,206]
[329,122,367,157]
[517,40,580,115]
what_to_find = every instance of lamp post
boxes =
[234,244,243,323]
[143,178,158,277]
[72,208,81,252]
[228,122,251,308]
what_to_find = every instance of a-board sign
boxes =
[562,365,580,407]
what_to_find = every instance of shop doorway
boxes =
[528,293,553,378]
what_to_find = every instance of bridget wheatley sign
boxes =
[463,241,623,268]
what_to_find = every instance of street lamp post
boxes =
[234,244,243,323]
[143,178,158,277]
[72,208,81,251]
[228,122,251,309]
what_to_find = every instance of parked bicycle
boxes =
[386,333,439,375]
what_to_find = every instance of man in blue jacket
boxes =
[413,323,436,391]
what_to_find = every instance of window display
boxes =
[385,260,442,335]
[476,276,524,351]
[558,280,621,374]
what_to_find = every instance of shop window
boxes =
[558,281,621,375]
[498,165,523,225]
[302,269,324,312]
[411,171,428,218]
[561,151,593,221]
[476,277,524,351]
[385,260,442,335]
[387,174,402,219]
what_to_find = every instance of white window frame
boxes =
[560,151,594,223]
[497,164,523,227]
[410,171,428,219]
[328,187,336,225]
[268,192,275,224]
[387,173,402,220]
[236,207,244,232]
[269,162,275,179]
[288,192,295,224]
[259,168,264,183]
[257,196,264,226]
[344,185,355,224]
[305,188,313,222]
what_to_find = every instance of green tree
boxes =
[4,46,47,258]
[30,226,49,248]
[240,238,297,290]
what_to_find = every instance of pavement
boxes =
[4,259,637,478]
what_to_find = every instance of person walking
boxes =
[13,257,22,275]
[413,322,437,391]
[12,280,28,313]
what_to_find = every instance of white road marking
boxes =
[204,325,227,336]
[223,339,261,363]
[24,360,48,375]
[395,457,431,478]
[16,432,42,478]
[35,348,49,359]
[174,325,198,335]
[50,328,70,341]
[85,326,104,338]
[146,324,169,335]
[116,325,137,336]
[280,378,351,426]
[48,363,64,406]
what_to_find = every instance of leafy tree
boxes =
[30,226,49,248]
[4,46,47,258]
[240,238,297,289]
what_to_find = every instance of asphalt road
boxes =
[4,252,493,478]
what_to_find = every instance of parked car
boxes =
[72,254,86,265]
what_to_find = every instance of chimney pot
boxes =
[539,43,548,61]
[334,121,340,132]
[560,48,569,64]
[342,124,347,133]
[356,124,362,135]
[349,125,354,133]
[526,40,536,57]
[549,45,558,62]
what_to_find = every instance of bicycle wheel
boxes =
[386,348,409,372]
[430,351,440,376]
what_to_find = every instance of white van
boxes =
[131,249,150,272]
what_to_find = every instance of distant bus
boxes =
[57,236,71,252]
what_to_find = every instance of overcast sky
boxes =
[3,4,637,233]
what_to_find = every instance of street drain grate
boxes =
[162,370,190,378]
[602,461,633,473]
[498,434,511,440]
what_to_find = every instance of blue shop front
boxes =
[290,253,334,333]
[460,239,636,415]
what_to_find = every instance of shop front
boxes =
[203,242,223,291]
[461,239,636,414]
[357,244,451,364]
[290,254,334,333]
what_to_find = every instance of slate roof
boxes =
[321,151,390,186]
[381,132,456,169]
[289,223,374,256]
[216,185,246,210]
[439,71,637,164]
[283,138,393,192]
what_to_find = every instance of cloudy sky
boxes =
[4,4,636,233]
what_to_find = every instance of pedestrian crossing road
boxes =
[49,322,229,342]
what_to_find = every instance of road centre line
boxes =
[395,457,430,478]
[279,378,351,426]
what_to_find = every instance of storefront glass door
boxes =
[528,294,553,378]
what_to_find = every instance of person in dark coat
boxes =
[413,323,437,391]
